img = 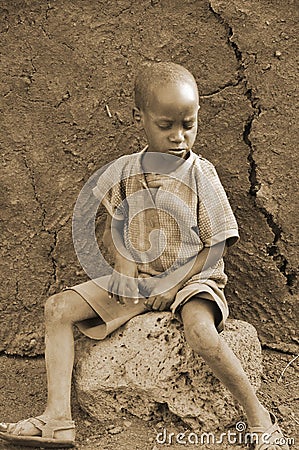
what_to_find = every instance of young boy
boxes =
[0,62,289,449]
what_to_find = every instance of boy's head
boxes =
[134,62,198,111]
[134,62,199,159]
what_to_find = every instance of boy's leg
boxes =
[2,289,98,438]
[44,290,97,420]
[180,298,273,430]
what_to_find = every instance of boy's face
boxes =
[136,81,199,159]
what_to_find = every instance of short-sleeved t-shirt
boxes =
[93,147,239,289]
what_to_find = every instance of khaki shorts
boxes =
[65,275,228,340]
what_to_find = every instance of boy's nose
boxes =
[169,129,184,143]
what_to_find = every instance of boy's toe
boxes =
[0,422,17,434]
[0,418,41,436]
[0,423,8,432]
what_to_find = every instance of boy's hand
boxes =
[144,282,180,311]
[108,256,139,305]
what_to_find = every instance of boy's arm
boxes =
[143,241,227,310]
[166,241,227,290]
[103,214,139,304]
[103,214,132,262]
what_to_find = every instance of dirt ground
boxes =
[0,348,298,449]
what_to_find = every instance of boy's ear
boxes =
[132,107,143,127]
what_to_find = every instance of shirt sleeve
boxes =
[196,158,239,247]
[92,158,126,220]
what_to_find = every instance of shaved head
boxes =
[134,62,199,111]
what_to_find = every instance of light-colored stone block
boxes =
[74,313,262,431]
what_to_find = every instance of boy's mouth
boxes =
[168,148,187,156]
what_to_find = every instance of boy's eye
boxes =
[156,121,196,130]
[183,122,195,130]
[158,123,172,130]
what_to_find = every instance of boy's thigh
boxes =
[47,289,98,324]
[60,275,111,323]
[180,297,221,329]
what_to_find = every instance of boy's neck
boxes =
[141,149,191,174]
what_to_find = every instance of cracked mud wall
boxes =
[0,0,297,355]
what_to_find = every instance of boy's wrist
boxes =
[153,275,182,294]
[114,253,136,269]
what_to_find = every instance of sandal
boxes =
[248,412,289,450]
[0,415,75,448]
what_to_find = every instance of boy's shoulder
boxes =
[192,151,213,165]
[191,152,218,175]
[104,150,143,175]
[113,151,140,166]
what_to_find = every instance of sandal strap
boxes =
[250,412,279,433]
[249,413,288,450]
[26,416,75,439]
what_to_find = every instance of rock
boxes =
[123,420,132,428]
[108,426,123,435]
[74,313,262,431]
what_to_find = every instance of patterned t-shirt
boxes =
[93,147,239,289]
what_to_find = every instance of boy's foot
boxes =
[249,412,289,450]
[0,415,75,448]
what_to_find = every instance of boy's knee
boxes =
[44,292,73,325]
[184,318,220,355]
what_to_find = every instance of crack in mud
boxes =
[209,1,293,292]
[45,2,54,20]
[41,2,53,39]
[208,3,245,84]
[15,280,20,302]
[22,154,58,289]
[22,154,46,227]
[48,230,58,286]
[244,112,296,291]
[200,80,241,98]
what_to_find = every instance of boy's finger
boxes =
[121,296,135,306]
[108,273,119,296]
[117,295,125,305]
[148,297,162,310]
[121,297,129,306]
[108,281,121,300]
[107,283,114,299]
[125,282,139,298]
[144,298,154,309]
[107,281,113,296]
[152,300,162,310]
[157,302,165,311]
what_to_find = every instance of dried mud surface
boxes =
[0,0,297,355]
